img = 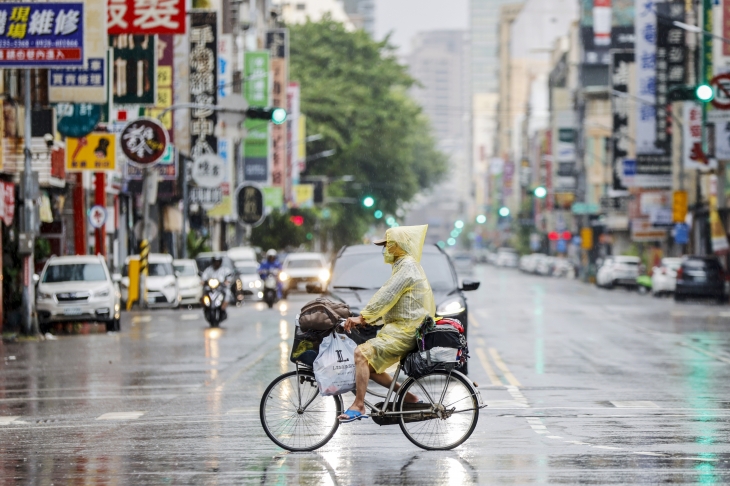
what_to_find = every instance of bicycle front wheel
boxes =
[397,369,479,450]
[260,370,342,452]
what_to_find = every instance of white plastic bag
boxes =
[313,332,358,396]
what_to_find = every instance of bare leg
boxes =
[339,349,419,419]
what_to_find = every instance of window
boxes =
[149,263,173,277]
[174,264,197,276]
[43,263,107,283]
[286,259,324,269]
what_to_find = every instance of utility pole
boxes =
[22,69,37,335]
[139,167,151,309]
[181,150,189,258]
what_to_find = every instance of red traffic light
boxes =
[289,215,304,226]
[562,231,572,241]
[548,232,559,241]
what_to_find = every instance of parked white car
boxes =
[173,259,203,307]
[651,257,683,296]
[121,253,180,308]
[279,252,329,297]
[496,248,519,267]
[596,256,641,288]
[36,255,121,332]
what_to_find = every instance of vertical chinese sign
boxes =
[147,34,174,142]
[611,50,633,191]
[267,29,288,189]
[110,34,156,105]
[189,11,217,159]
[287,82,301,205]
[635,0,659,155]
[243,51,270,182]
[654,1,685,154]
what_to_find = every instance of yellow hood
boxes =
[384,225,428,262]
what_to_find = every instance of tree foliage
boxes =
[283,19,448,249]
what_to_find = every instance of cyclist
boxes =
[340,224,435,423]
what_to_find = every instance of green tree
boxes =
[274,18,448,249]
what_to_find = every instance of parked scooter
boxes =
[202,278,228,327]
[262,270,280,309]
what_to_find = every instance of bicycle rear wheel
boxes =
[260,369,342,452]
[397,369,479,450]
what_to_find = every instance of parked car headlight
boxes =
[38,291,53,300]
[94,289,110,297]
[437,298,465,316]
[319,269,330,282]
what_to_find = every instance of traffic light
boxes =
[362,196,375,208]
[246,107,288,124]
[454,220,464,229]
[289,215,304,226]
[476,214,487,224]
[668,85,714,103]
[374,210,383,219]
[534,186,547,198]
[498,207,510,217]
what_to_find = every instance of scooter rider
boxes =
[201,256,232,315]
[258,249,283,298]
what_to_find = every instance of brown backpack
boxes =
[298,298,351,331]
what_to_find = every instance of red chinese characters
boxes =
[107,0,185,35]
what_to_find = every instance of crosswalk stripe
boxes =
[96,411,146,420]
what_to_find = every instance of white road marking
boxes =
[610,401,659,408]
[593,446,622,450]
[546,436,563,439]
[225,407,257,415]
[132,316,152,324]
[181,314,198,321]
[634,452,666,456]
[96,411,146,420]
[483,400,529,408]
[680,342,730,365]
[566,441,591,445]
[0,416,20,425]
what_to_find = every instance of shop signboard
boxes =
[189,11,217,159]
[107,0,186,35]
[66,133,117,171]
[0,3,85,67]
[611,50,633,191]
[55,103,102,138]
[120,117,168,166]
[236,184,265,226]
[0,182,15,226]
[267,29,288,188]
[654,1,686,153]
[49,0,106,103]
[110,34,156,105]
[243,51,270,182]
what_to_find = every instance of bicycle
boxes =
[260,355,486,451]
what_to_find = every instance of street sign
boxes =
[120,117,169,166]
[88,205,107,229]
[55,103,102,138]
[572,202,600,215]
[192,154,225,188]
[107,0,186,35]
[672,190,688,223]
[133,220,158,241]
[0,3,86,68]
[674,223,690,245]
[66,133,116,171]
[235,184,265,226]
[711,73,730,110]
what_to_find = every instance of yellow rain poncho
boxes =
[359,225,436,373]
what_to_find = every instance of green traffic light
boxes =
[374,210,383,219]
[454,220,464,229]
[534,186,547,198]
[499,207,510,217]
[695,84,714,102]
[363,196,375,208]
[450,229,459,238]
[447,238,456,246]
[271,107,288,124]
[476,214,487,224]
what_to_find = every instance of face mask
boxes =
[383,243,398,264]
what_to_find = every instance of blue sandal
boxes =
[339,409,370,423]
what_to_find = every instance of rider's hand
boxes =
[344,315,366,333]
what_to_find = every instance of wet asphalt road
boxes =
[2,265,730,484]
